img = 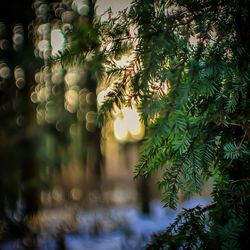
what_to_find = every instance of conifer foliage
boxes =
[98,0,250,248]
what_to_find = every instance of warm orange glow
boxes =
[97,88,144,142]
[114,116,128,141]
[113,107,144,142]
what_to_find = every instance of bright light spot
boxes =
[122,107,141,135]
[115,54,135,68]
[113,106,144,142]
[97,88,111,106]
[0,66,11,79]
[114,116,128,141]
[51,29,66,56]
[38,39,50,52]
[72,0,89,16]
[37,23,50,36]
[97,90,106,106]
[77,4,89,16]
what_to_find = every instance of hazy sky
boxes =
[96,0,131,16]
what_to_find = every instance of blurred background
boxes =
[0,0,211,249]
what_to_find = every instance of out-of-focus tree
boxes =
[33,0,104,193]
[0,0,42,241]
[98,0,250,248]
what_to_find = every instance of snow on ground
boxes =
[64,196,211,250]
[0,197,211,250]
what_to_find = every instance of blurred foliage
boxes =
[98,0,250,248]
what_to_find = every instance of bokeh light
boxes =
[0,63,11,79]
[38,39,50,52]
[113,107,144,142]
[51,29,66,56]
[72,0,89,16]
